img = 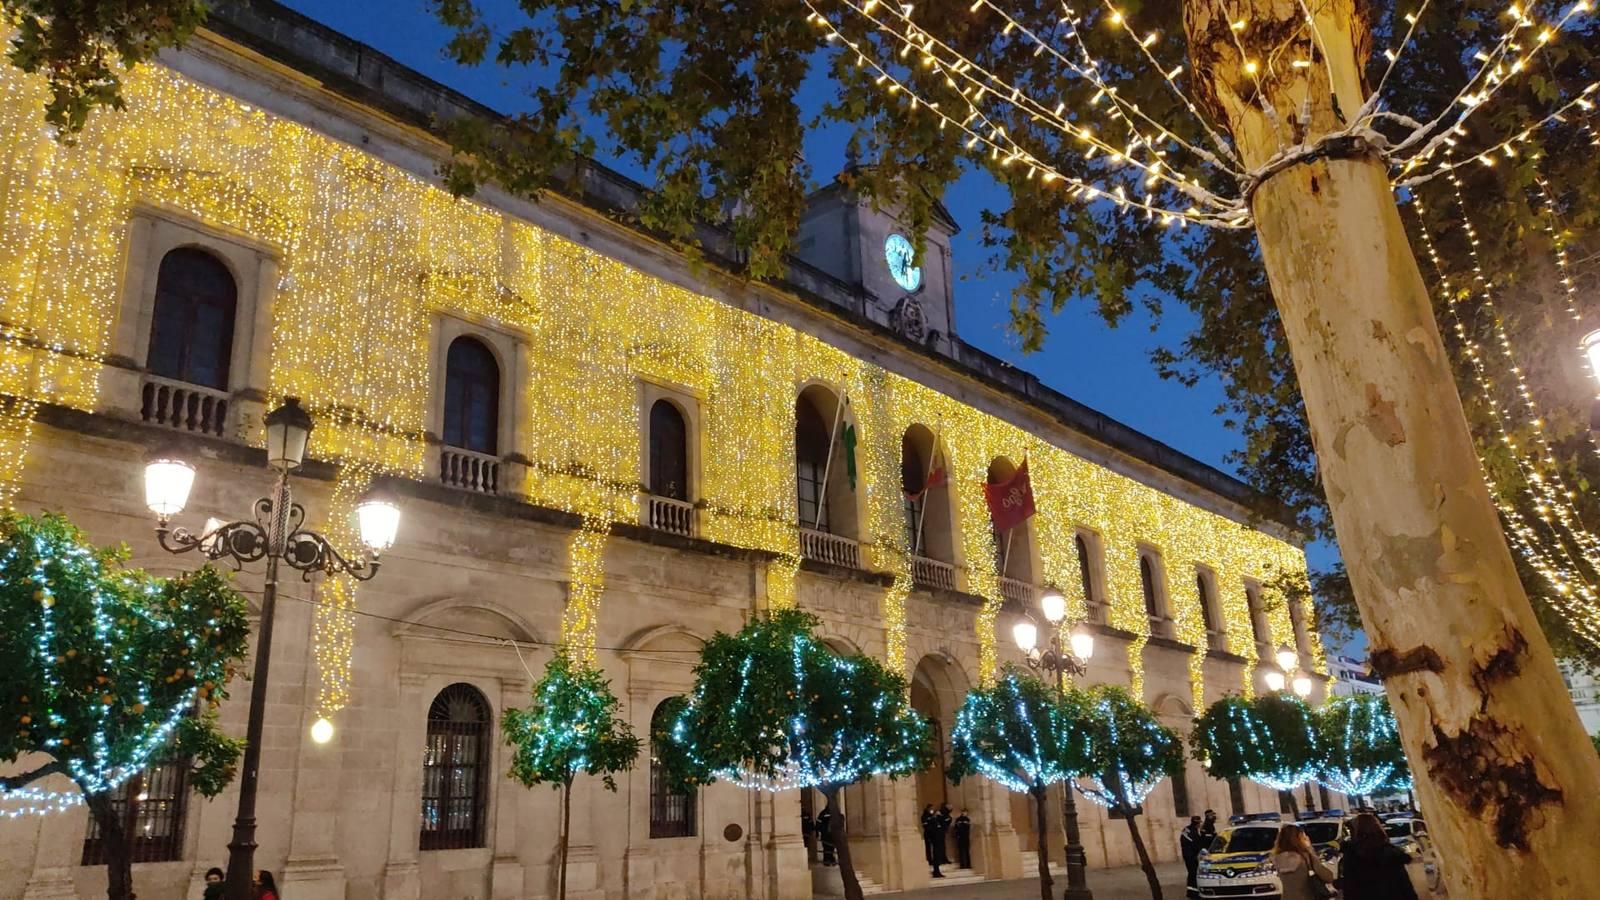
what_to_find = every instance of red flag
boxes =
[984,460,1036,532]
[906,456,947,501]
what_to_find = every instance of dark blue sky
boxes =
[276,0,1344,588]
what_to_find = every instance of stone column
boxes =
[380,671,429,900]
[490,677,528,900]
[280,587,346,900]
[974,778,1023,879]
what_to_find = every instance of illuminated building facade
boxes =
[0,3,1323,898]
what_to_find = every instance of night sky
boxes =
[273,0,1344,613]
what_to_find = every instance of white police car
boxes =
[1196,820,1283,898]
[1196,815,1343,899]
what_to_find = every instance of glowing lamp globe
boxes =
[1582,329,1600,383]
[1040,587,1067,624]
[144,454,195,519]
[1264,668,1287,693]
[264,397,314,472]
[1069,625,1096,661]
[1012,619,1038,653]
[310,717,335,744]
[356,488,401,553]
[1292,674,1314,698]
[1275,644,1299,673]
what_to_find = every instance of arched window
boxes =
[421,683,490,851]
[443,337,500,455]
[1140,556,1161,618]
[1197,573,1218,633]
[900,425,954,564]
[649,701,696,838]
[649,399,690,501]
[1076,534,1098,613]
[147,247,237,390]
[1246,585,1268,648]
[796,397,832,532]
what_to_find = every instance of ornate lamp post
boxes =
[1012,587,1096,900]
[1263,644,1314,699]
[143,397,401,900]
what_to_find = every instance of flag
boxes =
[984,460,1036,532]
[906,456,947,502]
[843,422,858,490]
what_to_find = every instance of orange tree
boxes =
[0,512,248,900]
[653,609,930,900]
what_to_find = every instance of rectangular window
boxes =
[82,759,189,865]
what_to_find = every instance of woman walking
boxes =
[1338,813,1420,900]
[1273,823,1335,900]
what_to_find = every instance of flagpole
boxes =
[811,389,847,531]
[914,423,943,556]
[1000,528,1015,580]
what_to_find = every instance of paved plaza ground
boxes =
[897,860,1190,899]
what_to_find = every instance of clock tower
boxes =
[793,175,961,357]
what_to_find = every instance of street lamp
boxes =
[1015,586,1095,900]
[144,397,400,900]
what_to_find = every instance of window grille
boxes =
[82,758,189,864]
[421,683,490,850]
[649,703,696,838]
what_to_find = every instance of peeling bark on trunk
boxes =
[1184,1,1600,896]
[1032,786,1053,900]
[822,786,864,900]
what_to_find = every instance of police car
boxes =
[1195,814,1344,899]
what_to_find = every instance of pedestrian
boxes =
[817,804,838,866]
[1338,813,1419,900]
[936,804,953,866]
[920,804,944,878]
[952,808,972,869]
[1273,823,1335,900]
[253,870,280,900]
[202,868,225,900]
[801,810,816,864]
[1180,815,1205,897]
[1201,809,1218,842]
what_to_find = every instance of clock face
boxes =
[884,233,923,292]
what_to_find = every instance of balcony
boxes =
[800,527,860,569]
[645,494,695,537]
[140,376,229,438]
[999,576,1037,608]
[439,447,500,494]
[912,555,957,591]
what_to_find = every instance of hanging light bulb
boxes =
[310,717,335,744]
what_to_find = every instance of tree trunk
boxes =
[1032,786,1053,900]
[87,792,135,900]
[1183,2,1600,896]
[1278,789,1299,817]
[822,786,863,900]
[1120,807,1163,900]
[558,776,572,900]
[1227,777,1245,816]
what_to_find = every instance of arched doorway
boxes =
[910,653,978,872]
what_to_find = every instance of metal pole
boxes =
[224,472,290,900]
[811,391,847,530]
[1054,630,1094,900]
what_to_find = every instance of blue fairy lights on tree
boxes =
[0,512,250,900]
[653,609,930,900]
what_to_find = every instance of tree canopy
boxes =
[502,652,640,791]
[1074,684,1182,811]
[0,0,210,134]
[1314,693,1411,797]
[948,665,1090,794]
[653,608,930,792]
[0,511,249,802]
[1190,693,1320,793]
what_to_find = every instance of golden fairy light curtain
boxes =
[0,52,1312,708]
